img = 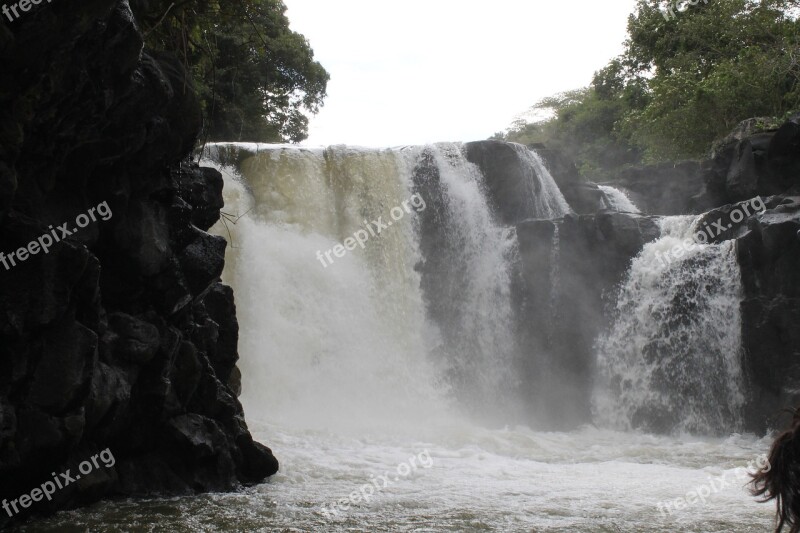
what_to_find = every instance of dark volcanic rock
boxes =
[614,161,710,215]
[0,0,276,525]
[769,116,800,182]
[464,140,573,224]
[177,166,225,232]
[734,198,800,433]
[464,140,539,225]
[704,117,799,207]
[563,182,608,215]
[528,144,610,215]
[106,313,161,364]
[529,144,582,187]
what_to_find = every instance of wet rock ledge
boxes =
[0,0,277,525]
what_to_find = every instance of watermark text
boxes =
[320,449,433,518]
[316,193,426,268]
[0,201,113,273]
[2,448,115,518]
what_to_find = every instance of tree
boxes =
[503,0,800,173]
[505,74,646,179]
[131,0,329,143]
[620,0,800,160]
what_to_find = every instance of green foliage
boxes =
[131,0,329,143]
[621,0,800,160]
[506,77,646,180]
[503,0,800,174]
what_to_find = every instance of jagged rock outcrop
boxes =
[0,0,276,525]
[613,161,710,215]
[737,198,800,433]
[705,117,799,206]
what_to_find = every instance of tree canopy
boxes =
[499,0,800,177]
[131,0,329,143]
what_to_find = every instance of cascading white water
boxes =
[201,143,443,431]
[598,185,641,214]
[509,143,572,219]
[405,143,522,419]
[593,216,745,435]
[547,225,561,345]
[202,142,526,429]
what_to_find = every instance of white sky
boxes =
[283,0,639,147]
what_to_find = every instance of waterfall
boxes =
[407,143,521,421]
[509,143,572,219]
[202,141,747,436]
[598,185,640,214]
[547,225,561,345]
[202,143,442,431]
[593,216,745,435]
[202,142,528,429]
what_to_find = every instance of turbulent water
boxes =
[20,144,774,532]
[594,216,746,435]
[20,425,774,532]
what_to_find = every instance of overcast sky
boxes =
[283,0,639,147]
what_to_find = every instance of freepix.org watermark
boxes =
[654,196,765,269]
[320,449,433,518]
[0,201,112,272]
[2,0,54,23]
[316,193,426,268]
[2,448,115,518]
[661,0,709,21]
[656,453,770,517]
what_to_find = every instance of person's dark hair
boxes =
[752,408,800,533]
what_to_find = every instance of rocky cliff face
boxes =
[737,198,800,433]
[462,141,542,225]
[0,0,276,525]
